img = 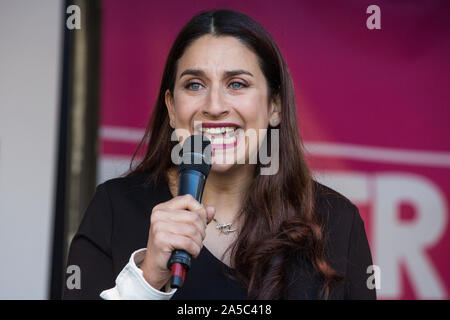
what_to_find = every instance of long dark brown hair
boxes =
[126,9,342,299]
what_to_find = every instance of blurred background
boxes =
[0,0,449,299]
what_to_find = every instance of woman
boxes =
[63,9,375,300]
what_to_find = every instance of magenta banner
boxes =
[98,0,450,299]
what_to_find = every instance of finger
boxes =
[164,194,204,212]
[156,209,207,237]
[165,232,202,258]
[205,206,216,224]
[195,204,208,228]
[155,220,205,243]
[159,194,207,226]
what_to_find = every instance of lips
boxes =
[193,122,242,148]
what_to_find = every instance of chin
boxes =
[210,163,236,174]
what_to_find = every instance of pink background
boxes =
[98,0,450,299]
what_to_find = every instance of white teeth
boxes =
[198,126,239,145]
[200,126,237,134]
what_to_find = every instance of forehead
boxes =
[176,35,262,77]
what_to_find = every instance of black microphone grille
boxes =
[179,135,212,176]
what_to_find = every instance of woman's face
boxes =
[165,35,280,173]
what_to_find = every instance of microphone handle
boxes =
[168,170,207,288]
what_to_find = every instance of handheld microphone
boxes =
[168,134,212,289]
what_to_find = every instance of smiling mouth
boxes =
[196,126,242,149]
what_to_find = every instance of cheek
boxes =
[237,96,269,128]
[173,94,198,125]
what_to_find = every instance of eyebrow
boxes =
[179,68,254,79]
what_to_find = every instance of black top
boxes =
[62,172,376,300]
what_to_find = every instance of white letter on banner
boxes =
[374,173,447,299]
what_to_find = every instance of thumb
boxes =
[205,206,216,224]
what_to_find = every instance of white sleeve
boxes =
[100,248,177,300]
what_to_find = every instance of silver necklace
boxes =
[211,208,244,235]
[212,217,237,235]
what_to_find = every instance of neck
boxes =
[202,165,254,222]
[167,165,254,223]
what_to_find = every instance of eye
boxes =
[185,82,203,91]
[229,81,248,90]
[230,82,242,89]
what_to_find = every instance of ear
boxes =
[269,95,281,127]
[165,89,175,127]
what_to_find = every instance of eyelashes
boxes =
[184,81,249,91]
[184,82,202,90]
[229,81,249,90]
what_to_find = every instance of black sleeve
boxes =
[344,205,377,300]
[62,183,115,300]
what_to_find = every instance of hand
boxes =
[139,194,216,290]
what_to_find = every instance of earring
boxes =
[170,119,175,128]
[271,118,278,126]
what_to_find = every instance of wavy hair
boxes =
[126,9,342,299]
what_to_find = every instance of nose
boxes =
[201,83,231,119]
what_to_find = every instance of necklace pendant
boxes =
[222,228,237,234]
[216,222,232,229]
[213,218,237,235]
